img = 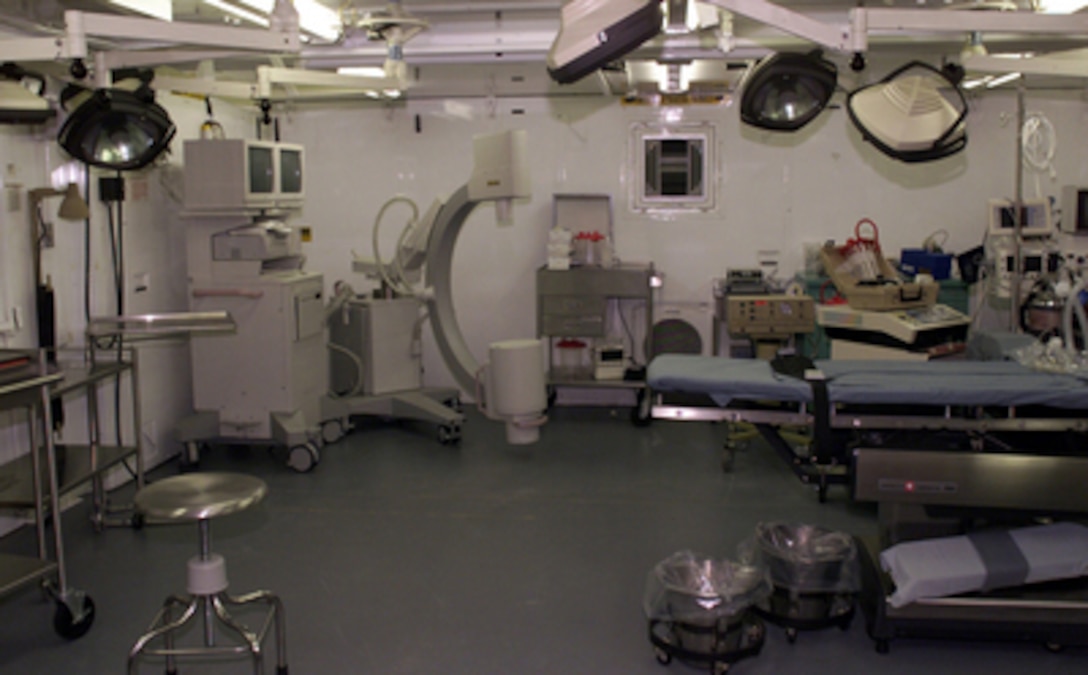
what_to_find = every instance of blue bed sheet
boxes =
[647,355,1088,410]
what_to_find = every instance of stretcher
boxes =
[646,354,1088,499]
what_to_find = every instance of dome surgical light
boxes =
[547,0,664,84]
[57,81,176,171]
[740,51,838,132]
[846,61,967,163]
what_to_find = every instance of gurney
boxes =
[647,354,1088,500]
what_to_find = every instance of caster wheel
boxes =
[438,424,461,445]
[786,627,798,644]
[179,442,202,473]
[721,448,735,473]
[546,386,557,409]
[287,443,319,473]
[321,418,348,445]
[713,662,730,675]
[876,639,890,655]
[54,594,95,640]
[131,511,145,530]
[653,646,671,665]
[1045,641,1064,653]
[631,389,652,427]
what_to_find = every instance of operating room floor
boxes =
[1,407,1085,674]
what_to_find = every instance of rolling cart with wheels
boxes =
[0,350,95,639]
[742,522,861,644]
[644,551,770,674]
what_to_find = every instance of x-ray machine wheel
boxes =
[287,443,320,473]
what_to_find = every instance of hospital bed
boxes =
[646,354,1088,500]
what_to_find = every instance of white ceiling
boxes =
[3,1,1088,98]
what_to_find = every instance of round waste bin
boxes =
[644,551,769,674]
[748,522,860,642]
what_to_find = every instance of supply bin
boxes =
[643,550,769,674]
[742,522,861,643]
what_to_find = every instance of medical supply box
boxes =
[820,243,939,311]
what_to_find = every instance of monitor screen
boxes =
[248,146,275,194]
[989,199,1051,237]
[279,148,303,194]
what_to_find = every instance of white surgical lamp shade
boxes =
[847,62,967,163]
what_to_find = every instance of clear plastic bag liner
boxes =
[1013,338,1088,376]
[738,522,861,594]
[643,550,771,623]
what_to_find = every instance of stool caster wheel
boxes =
[287,443,319,473]
[438,424,461,445]
[54,593,95,640]
[653,646,671,665]
[875,639,890,654]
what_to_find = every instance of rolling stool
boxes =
[127,472,288,675]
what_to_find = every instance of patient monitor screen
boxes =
[280,148,303,194]
[248,146,275,194]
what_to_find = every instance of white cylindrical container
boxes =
[487,338,547,444]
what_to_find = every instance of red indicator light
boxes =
[755,300,767,306]
[905,481,915,492]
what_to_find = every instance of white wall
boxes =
[282,82,1088,393]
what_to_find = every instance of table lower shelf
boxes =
[0,444,138,509]
[0,553,56,598]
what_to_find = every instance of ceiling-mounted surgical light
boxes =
[57,76,176,171]
[846,61,968,163]
[739,51,837,132]
[547,0,664,84]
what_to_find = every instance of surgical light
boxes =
[846,61,967,164]
[57,84,176,171]
[739,52,837,132]
[547,0,664,84]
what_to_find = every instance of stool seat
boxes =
[135,472,267,521]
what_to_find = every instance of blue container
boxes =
[900,249,953,280]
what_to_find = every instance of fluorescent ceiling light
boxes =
[110,0,172,22]
[1039,0,1088,13]
[336,67,387,78]
[237,0,341,41]
[203,0,270,27]
[986,71,1022,87]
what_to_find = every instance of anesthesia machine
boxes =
[177,138,328,471]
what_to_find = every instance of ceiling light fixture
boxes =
[57,76,176,171]
[203,0,270,27]
[739,51,838,132]
[234,0,341,41]
[846,61,968,163]
[109,0,173,22]
[0,63,54,124]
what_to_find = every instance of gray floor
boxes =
[1,407,1085,674]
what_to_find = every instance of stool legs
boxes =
[127,518,288,674]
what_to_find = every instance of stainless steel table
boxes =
[0,349,95,639]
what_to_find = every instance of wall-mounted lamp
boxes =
[846,61,967,163]
[57,80,176,171]
[29,183,90,222]
[739,52,838,132]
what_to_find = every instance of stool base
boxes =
[128,588,287,675]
